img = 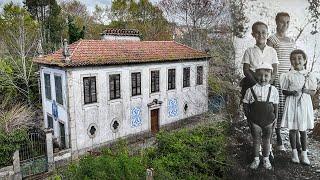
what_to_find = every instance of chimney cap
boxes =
[100,28,140,37]
[63,39,70,62]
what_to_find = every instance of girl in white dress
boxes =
[280,49,317,165]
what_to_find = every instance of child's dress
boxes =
[268,35,295,123]
[280,70,317,131]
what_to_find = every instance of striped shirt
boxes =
[267,34,296,124]
[267,34,296,74]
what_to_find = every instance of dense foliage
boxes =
[0,129,27,167]
[148,122,229,179]
[54,121,229,179]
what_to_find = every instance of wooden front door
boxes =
[151,109,159,133]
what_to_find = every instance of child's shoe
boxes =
[301,151,310,165]
[250,157,260,170]
[276,144,286,151]
[291,149,300,163]
[263,157,272,170]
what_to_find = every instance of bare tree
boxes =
[0,3,39,106]
[159,0,227,50]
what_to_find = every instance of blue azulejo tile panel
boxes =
[131,107,142,127]
[168,98,178,117]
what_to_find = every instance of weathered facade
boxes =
[34,31,210,157]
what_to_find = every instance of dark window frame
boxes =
[151,70,160,93]
[109,74,121,100]
[168,68,176,90]
[183,67,190,88]
[54,75,63,105]
[197,66,203,85]
[131,72,141,96]
[83,76,97,104]
[44,73,52,100]
[47,114,54,129]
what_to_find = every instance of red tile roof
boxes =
[33,40,210,67]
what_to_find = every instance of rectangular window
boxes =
[151,70,160,93]
[54,75,63,105]
[83,77,97,104]
[47,115,53,129]
[44,73,51,100]
[197,66,203,85]
[183,67,190,87]
[168,69,176,90]
[59,122,66,149]
[110,74,121,100]
[131,72,141,96]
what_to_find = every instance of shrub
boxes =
[0,129,27,167]
[148,122,229,179]
[63,141,146,180]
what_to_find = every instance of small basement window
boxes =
[87,124,97,138]
[184,103,188,112]
[110,119,120,133]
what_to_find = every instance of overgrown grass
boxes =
[53,121,230,180]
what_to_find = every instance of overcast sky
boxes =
[0,0,160,14]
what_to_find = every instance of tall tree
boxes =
[159,0,227,49]
[0,3,39,105]
[108,0,172,41]
[68,15,85,43]
[25,0,65,52]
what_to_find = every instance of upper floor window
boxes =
[183,67,190,88]
[54,75,63,105]
[168,69,176,90]
[44,73,51,100]
[109,74,121,100]
[83,77,97,104]
[131,72,141,96]
[197,66,203,85]
[151,70,160,93]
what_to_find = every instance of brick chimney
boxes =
[100,28,141,41]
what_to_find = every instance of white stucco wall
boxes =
[40,67,70,148]
[66,60,208,155]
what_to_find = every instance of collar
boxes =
[254,44,268,49]
[290,69,307,74]
[255,83,271,88]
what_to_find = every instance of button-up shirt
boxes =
[242,45,279,71]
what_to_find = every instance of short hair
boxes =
[290,49,307,68]
[252,21,268,33]
[275,12,290,22]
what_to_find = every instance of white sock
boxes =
[254,157,260,161]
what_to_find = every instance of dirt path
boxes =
[228,114,320,180]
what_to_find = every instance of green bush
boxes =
[56,122,230,179]
[62,141,146,180]
[0,129,27,167]
[148,122,229,179]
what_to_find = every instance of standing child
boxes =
[280,49,317,165]
[242,21,279,99]
[243,63,279,170]
[242,21,279,157]
[267,12,296,151]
